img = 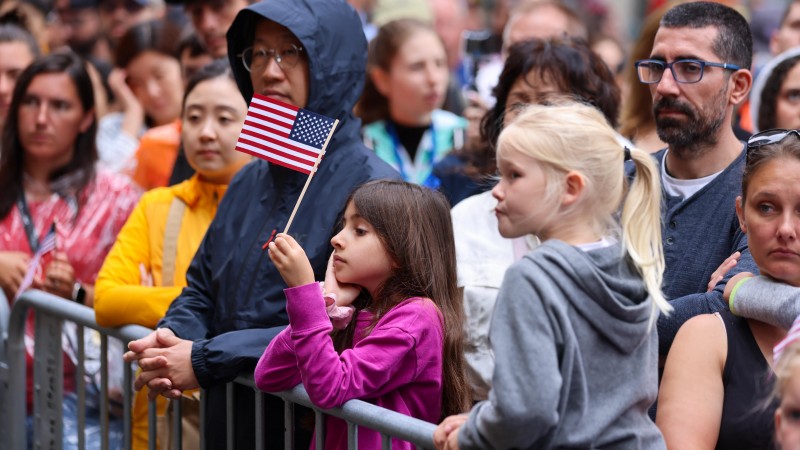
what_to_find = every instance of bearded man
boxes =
[632,1,757,358]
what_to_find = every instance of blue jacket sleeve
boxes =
[656,241,758,358]
[191,326,286,387]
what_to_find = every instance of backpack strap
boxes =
[161,197,186,286]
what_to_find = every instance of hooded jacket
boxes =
[157,0,397,444]
[749,47,800,133]
[458,240,665,450]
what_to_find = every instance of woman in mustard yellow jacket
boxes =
[94,59,251,450]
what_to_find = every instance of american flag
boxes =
[235,94,336,174]
[14,223,56,300]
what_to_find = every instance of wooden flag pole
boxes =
[283,119,339,235]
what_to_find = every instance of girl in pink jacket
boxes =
[256,180,469,449]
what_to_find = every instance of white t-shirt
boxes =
[660,150,722,200]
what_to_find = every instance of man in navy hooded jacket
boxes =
[123,0,398,447]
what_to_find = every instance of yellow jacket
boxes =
[95,174,227,328]
[94,174,227,450]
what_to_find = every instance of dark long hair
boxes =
[758,55,800,132]
[182,59,233,108]
[0,51,97,219]
[461,37,620,179]
[114,19,182,69]
[332,180,469,419]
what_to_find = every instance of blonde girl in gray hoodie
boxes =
[434,102,671,450]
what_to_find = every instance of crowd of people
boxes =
[5,0,800,449]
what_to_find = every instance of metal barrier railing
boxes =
[0,290,437,450]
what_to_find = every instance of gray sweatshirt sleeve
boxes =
[732,276,800,329]
[458,263,560,450]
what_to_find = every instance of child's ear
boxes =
[561,171,585,207]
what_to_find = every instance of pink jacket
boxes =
[255,282,444,450]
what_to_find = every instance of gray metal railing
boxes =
[0,290,437,450]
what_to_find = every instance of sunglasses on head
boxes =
[747,129,800,149]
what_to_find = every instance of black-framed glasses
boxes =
[747,129,800,149]
[635,59,741,84]
[238,44,304,72]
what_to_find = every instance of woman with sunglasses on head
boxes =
[356,18,465,188]
[656,129,800,449]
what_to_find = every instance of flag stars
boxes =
[291,110,334,148]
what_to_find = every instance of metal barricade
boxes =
[0,290,437,450]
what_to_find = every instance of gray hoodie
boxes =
[459,240,665,449]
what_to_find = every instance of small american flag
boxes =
[14,223,56,300]
[236,94,336,174]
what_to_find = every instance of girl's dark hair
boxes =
[0,22,39,57]
[182,58,234,109]
[114,19,182,69]
[332,180,469,419]
[742,136,800,202]
[355,18,443,125]
[0,51,97,220]
[462,36,620,179]
[758,55,800,132]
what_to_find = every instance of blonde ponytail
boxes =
[622,147,672,322]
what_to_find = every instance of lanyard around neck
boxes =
[385,121,437,182]
[16,195,41,253]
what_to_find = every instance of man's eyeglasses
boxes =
[238,44,304,72]
[747,129,800,149]
[635,59,741,84]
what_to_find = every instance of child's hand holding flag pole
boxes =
[234,94,339,246]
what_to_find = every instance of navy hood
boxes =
[226,0,367,125]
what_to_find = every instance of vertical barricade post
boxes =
[33,312,65,450]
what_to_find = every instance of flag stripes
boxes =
[236,94,335,174]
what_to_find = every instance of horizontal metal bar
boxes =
[4,291,439,450]
[236,376,437,449]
